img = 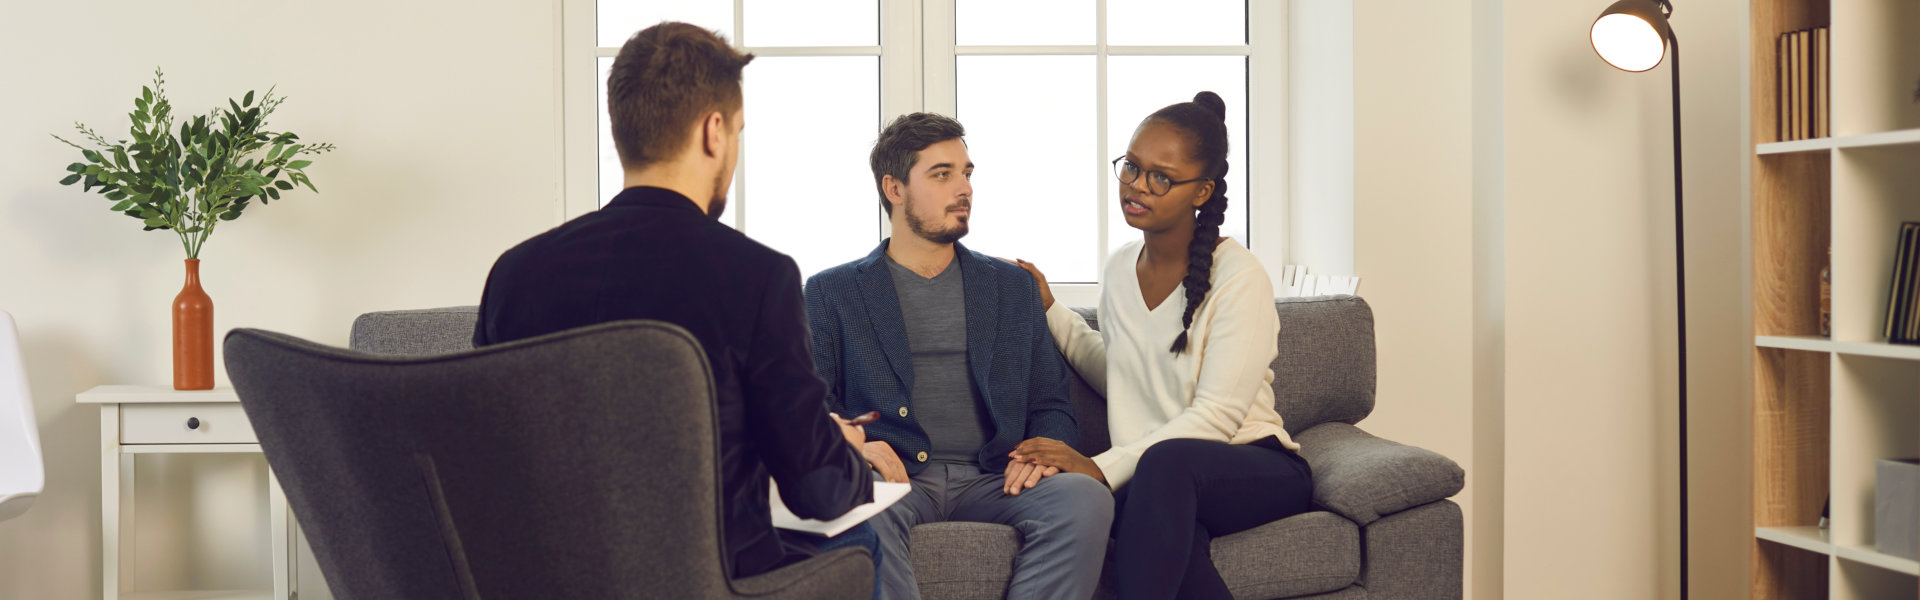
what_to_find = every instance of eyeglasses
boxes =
[1111,156,1210,197]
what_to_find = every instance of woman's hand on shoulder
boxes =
[998,257,1055,310]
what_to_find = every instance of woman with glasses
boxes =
[1006,91,1310,600]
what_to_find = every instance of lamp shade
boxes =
[1591,0,1672,72]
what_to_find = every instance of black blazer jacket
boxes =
[474,186,873,578]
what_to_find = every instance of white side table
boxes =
[79,385,295,600]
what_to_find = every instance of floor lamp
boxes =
[1591,0,1688,598]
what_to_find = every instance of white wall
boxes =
[1289,0,1356,276]
[1352,0,1750,597]
[1351,1,1481,596]
[0,1,563,597]
[1499,0,1749,596]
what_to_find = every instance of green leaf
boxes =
[142,217,167,228]
[243,90,254,107]
[142,86,153,102]
[286,160,311,170]
[111,200,135,211]
[66,162,86,173]
[112,147,130,170]
[219,210,242,221]
[105,190,128,201]
[274,180,294,190]
[83,150,103,163]
[59,173,82,186]
[264,187,280,200]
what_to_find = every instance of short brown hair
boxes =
[869,113,966,217]
[607,22,755,170]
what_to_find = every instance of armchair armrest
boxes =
[728,546,873,599]
[1294,422,1465,526]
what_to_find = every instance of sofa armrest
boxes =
[1294,422,1464,525]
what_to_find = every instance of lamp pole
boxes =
[1591,1,1687,596]
[1667,30,1689,600]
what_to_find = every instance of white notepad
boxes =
[769,481,912,537]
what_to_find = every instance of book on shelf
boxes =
[1906,229,1920,341]
[1775,26,1830,142]
[1814,27,1828,138]
[1795,29,1806,140]
[1778,34,1789,139]
[1789,30,1802,140]
[1884,222,1920,343]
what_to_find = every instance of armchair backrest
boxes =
[226,320,736,599]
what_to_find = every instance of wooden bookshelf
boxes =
[1750,0,1920,597]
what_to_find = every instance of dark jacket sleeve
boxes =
[744,257,873,520]
[802,275,847,414]
[1013,270,1080,448]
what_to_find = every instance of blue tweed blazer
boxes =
[803,240,1080,475]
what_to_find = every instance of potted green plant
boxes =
[53,68,334,390]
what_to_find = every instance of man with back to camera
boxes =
[803,113,1114,599]
[472,22,879,581]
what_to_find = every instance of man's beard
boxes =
[707,169,730,220]
[904,192,969,244]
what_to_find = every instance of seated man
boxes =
[803,113,1114,600]
[473,22,875,580]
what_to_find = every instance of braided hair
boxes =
[1149,92,1231,354]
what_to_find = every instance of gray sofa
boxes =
[350,295,1464,599]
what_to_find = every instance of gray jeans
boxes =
[869,461,1114,600]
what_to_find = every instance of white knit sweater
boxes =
[1043,238,1297,490]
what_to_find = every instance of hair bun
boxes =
[1192,91,1226,121]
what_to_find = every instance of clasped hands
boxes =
[834,413,1104,495]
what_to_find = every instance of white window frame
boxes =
[559,0,1287,306]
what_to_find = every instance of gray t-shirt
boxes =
[886,254,993,464]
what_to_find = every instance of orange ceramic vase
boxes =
[173,259,214,390]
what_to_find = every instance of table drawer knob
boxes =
[187,417,201,430]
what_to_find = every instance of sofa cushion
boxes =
[909,522,1020,600]
[1062,310,1111,454]
[1064,295,1377,451]
[1269,296,1376,435]
[349,306,478,355]
[1212,511,1361,599]
[1294,422,1465,525]
[907,512,1359,600]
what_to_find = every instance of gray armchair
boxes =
[345,296,1464,599]
[225,320,873,599]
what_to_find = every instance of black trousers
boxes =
[1112,437,1314,600]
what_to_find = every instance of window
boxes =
[564,0,1285,292]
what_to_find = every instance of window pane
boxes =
[741,57,881,278]
[956,0,1094,46]
[957,55,1099,283]
[598,0,733,47]
[598,58,736,219]
[1107,0,1246,46]
[743,0,877,46]
[597,58,622,206]
[1106,56,1248,258]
